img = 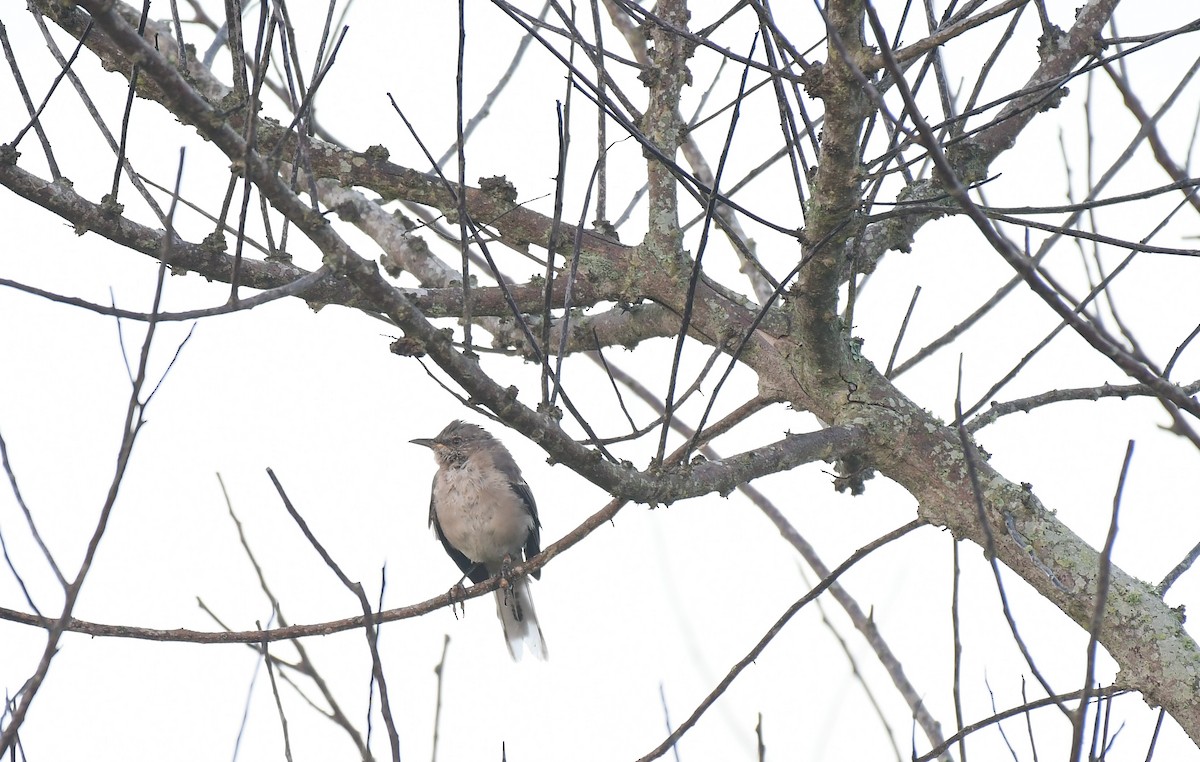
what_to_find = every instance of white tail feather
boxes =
[495,577,547,661]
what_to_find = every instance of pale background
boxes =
[2,1,1200,760]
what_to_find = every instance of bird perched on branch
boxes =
[411,420,548,660]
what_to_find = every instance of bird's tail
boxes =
[494,576,548,661]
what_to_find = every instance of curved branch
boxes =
[856,0,1121,276]
[968,380,1200,432]
[31,0,1200,746]
[0,160,364,306]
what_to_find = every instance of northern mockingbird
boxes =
[411,420,548,661]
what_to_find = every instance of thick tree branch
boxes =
[20,0,1200,747]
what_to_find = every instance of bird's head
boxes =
[410,420,494,467]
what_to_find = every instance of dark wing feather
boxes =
[511,480,542,580]
[429,492,488,585]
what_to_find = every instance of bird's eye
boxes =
[451,436,462,446]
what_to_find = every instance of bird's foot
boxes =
[495,554,525,621]
[446,581,468,620]
[498,553,516,587]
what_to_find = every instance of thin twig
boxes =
[952,355,1067,716]
[885,285,921,378]
[915,687,1127,762]
[431,635,451,762]
[967,379,1200,433]
[0,149,188,757]
[951,540,966,762]
[636,520,926,762]
[1071,441,1133,759]
[266,469,401,762]
[261,630,296,762]
[0,266,332,323]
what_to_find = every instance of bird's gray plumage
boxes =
[411,420,547,660]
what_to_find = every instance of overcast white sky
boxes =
[3,1,1200,760]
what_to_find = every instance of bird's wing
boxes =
[511,480,542,580]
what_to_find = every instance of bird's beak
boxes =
[410,437,438,449]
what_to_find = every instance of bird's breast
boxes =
[433,459,532,568]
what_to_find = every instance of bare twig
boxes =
[1070,441,1133,759]
[916,686,1128,762]
[0,150,188,757]
[266,469,401,762]
[636,520,926,762]
[431,635,450,762]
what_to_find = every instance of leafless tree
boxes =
[2,0,1200,759]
